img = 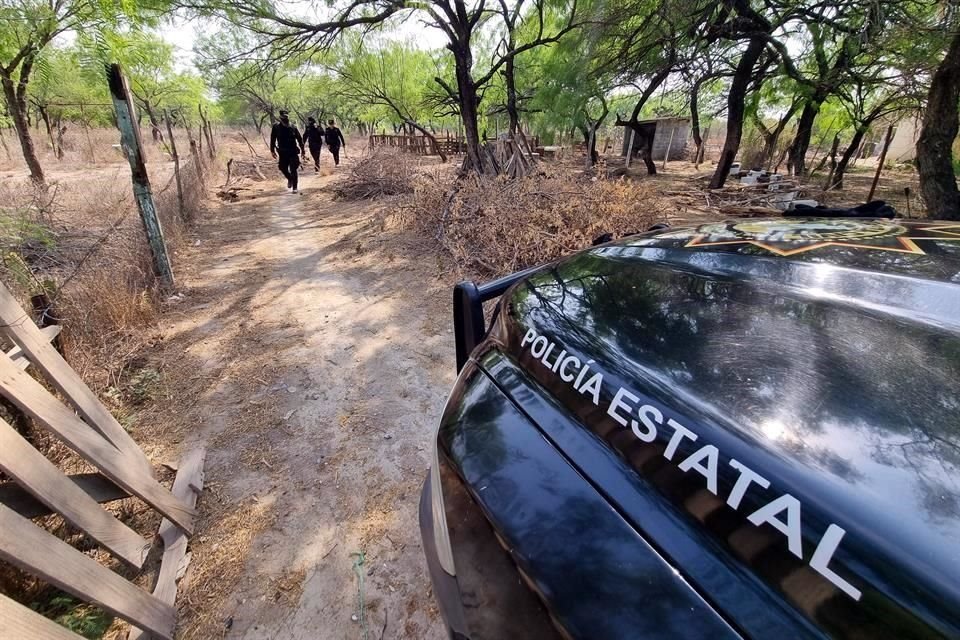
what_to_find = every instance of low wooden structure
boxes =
[618,117,692,161]
[369,133,435,155]
[0,281,204,639]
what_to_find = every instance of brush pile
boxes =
[330,149,415,200]
[400,170,669,277]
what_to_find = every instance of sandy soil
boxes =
[138,157,453,640]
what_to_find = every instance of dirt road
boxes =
[144,163,454,639]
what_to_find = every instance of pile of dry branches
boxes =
[664,177,807,218]
[330,148,415,200]
[400,170,669,277]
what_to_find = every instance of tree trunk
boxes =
[690,79,703,165]
[452,45,488,175]
[786,95,824,176]
[710,38,767,189]
[164,110,186,221]
[814,132,841,182]
[54,118,64,159]
[143,100,163,142]
[754,102,800,170]
[636,129,657,174]
[0,72,44,183]
[0,125,11,159]
[917,28,960,219]
[37,105,57,159]
[504,46,520,136]
[825,126,868,191]
[581,126,599,169]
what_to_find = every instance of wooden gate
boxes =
[0,281,204,639]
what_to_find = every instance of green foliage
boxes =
[32,595,113,639]
[334,37,456,131]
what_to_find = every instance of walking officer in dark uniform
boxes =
[302,117,324,173]
[270,110,304,193]
[324,119,346,166]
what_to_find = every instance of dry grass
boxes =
[329,148,415,201]
[177,495,276,640]
[0,128,217,635]
[394,166,669,278]
[0,126,210,172]
[0,136,210,391]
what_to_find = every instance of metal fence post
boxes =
[106,64,174,288]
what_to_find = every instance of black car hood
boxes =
[492,218,960,638]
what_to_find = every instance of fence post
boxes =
[662,125,676,169]
[163,110,186,221]
[106,64,174,288]
[182,117,205,187]
[625,128,636,168]
[198,104,215,160]
[867,124,895,203]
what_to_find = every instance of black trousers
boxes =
[278,151,299,189]
[329,144,341,166]
[308,145,322,170]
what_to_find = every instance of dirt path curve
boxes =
[150,163,453,639]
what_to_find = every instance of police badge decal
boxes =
[670,218,960,256]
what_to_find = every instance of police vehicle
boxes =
[419,217,960,640]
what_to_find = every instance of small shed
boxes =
[620,117,692,161]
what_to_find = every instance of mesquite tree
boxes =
[185,0,583,175]
[0,0,160,183]
[335,40,449,161]
[917,27,960,219]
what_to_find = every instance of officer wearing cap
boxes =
[270,110,304,193]
[302,117,324,173]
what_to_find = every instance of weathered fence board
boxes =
[0,353,195,534]
[0,282,154,477]
[0,472,129,519]
[0,593,85,640]
[5,324,60,370]
[0,503,176,640]
[128,448,205,640]
[0,418,149,567]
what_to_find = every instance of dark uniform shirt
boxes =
[303,124,324,150]
[270,122,303,155]
[324,126,345,148]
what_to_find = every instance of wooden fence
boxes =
[0,281,204,639]
[369,134,437,155]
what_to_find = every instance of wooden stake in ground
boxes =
[198,104,216,160]
[107,64,174,288]
[625,128,636,168]
[662,125,676,170]
[163,110,186,221]
[867,124,895,203]
[182,116,205,186]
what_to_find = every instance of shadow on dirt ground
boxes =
[135,160,454,640]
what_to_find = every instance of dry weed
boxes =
[399,168,668,277]
[329,148,415,200]
[178,496,276,640]
[0,147,213,390]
